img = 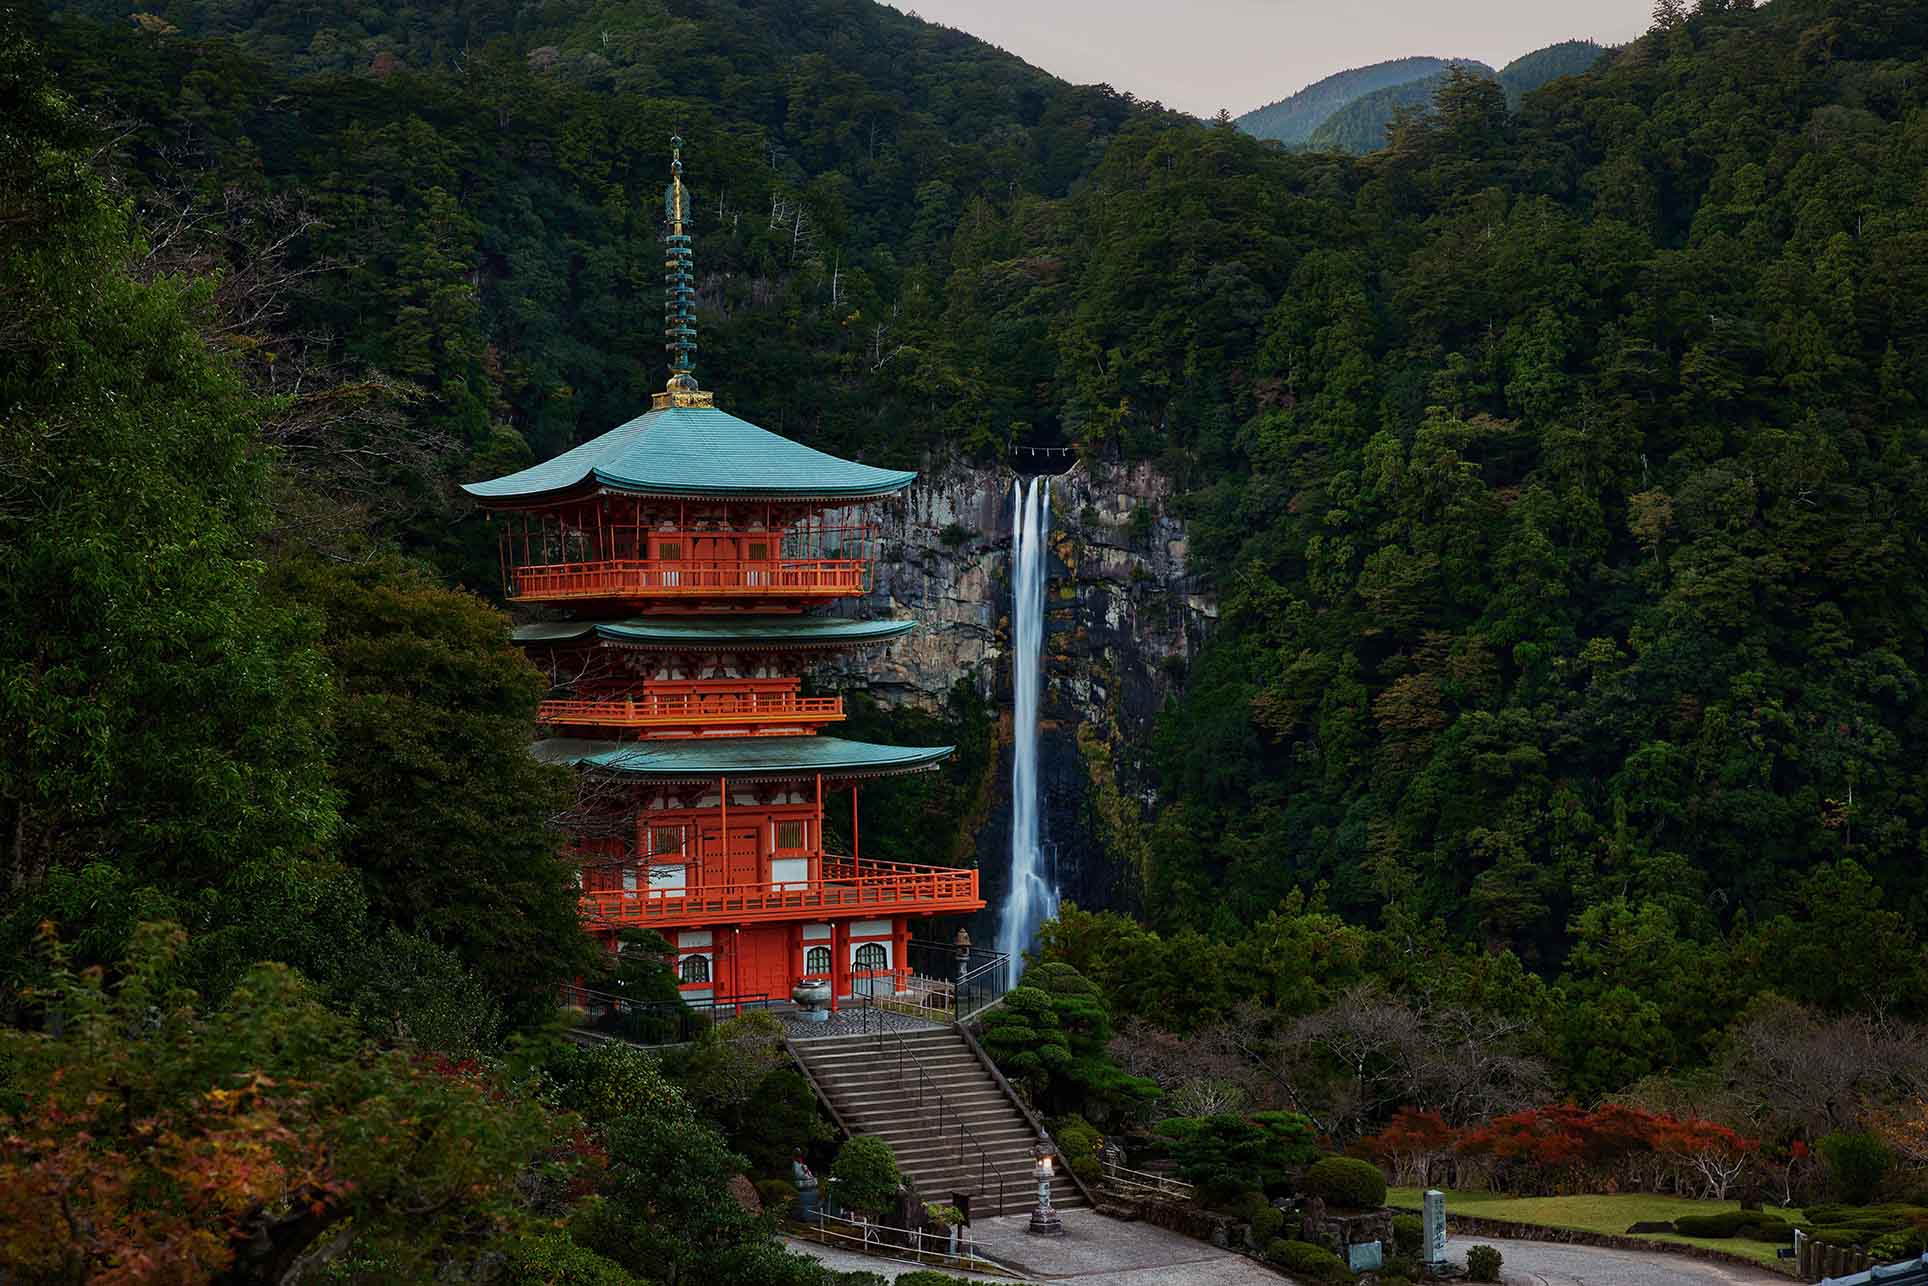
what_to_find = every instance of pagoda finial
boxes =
[655,133,713,410]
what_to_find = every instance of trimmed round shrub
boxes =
[1392,1213,1422,1255]
[1674,1210,1789,1239]
[1467,1243,1503,1282]
[1251,1204,1284,1243]
[1264,1239,1348,1282]
[829,1136,900,1216]
[1222,1189,1271,1220]
[1302,1155,1388,1210]
[1054,1115,1104,1184]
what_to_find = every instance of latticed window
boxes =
[776,820,805,850]
[655,541,682,560]
[650,827,683,856]
[746,541,770,561]
[679,954,710,984]
[853,943,886,974]
[805,946,831,975]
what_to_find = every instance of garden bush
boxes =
[1264,1238,1348,1281]
[1053,1114,1104,1184]
[897,1273,981,1286]
[1466,1244,1503,1282]
[756,1178,799,1214]
[1156,1111,1321,1203]
[829,1136,900,1217]
[1302,1155,1388,1209]
[1251,1203,1284,1243]
[1383,1253,1420,1279]
[1820,1131,1894,1204]
[1880,1228,1928,1256]
[1673,1211,1789,1239]
[1392,1213,1422,1255]
[1222,1189,1270,1220]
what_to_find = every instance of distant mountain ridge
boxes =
[1305,64,1491,154]
[1233,56,1478,144]
[1236,40,1607,153]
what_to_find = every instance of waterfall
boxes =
[997,476,1056,979]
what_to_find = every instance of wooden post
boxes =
[852,784,860,863]
[829,920,846,1013]
[814,772,823,884]
[718,775,728,890]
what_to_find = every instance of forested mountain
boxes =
[1233,55,1476,144]
[1302,65,1485,154]
[40,0,1163,586]
[1497,37,1607,102]
[1301,42,1608,156]
[14,0,1928,1199]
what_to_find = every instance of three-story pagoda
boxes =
[466,140,981,1009]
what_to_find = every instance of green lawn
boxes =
[1387,1188,1803,1272]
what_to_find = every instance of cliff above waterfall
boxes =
[817,458,1216,916]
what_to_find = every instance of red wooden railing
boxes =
[537,691,845,732]
[507,558,869,601]
[577,858,980,928]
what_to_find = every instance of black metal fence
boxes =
[560,983,776,1046]
[904,939,1012,1020]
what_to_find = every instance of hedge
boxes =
[1466,1244,1503,1282]
[1302,1155,1387,1210]
[1264,1239,1349,1282]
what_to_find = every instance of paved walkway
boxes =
[1447,1235,1791,1286]
[781,1235,1011,1281]
[967,1209,1280,1284]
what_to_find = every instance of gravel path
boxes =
[779,1005,945,1040]
[1446,1235,1791,1286]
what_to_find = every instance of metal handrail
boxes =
[854,996,1007,1217]
[790,1208,1021,1279]
[956,1019,1099,1210]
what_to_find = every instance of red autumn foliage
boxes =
[1364,1102,1762,1197]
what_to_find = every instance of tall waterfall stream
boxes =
[996,476,1057,978]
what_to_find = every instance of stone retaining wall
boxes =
[1389,1207,1790,1276]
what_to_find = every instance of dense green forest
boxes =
[10,0,1928,1272]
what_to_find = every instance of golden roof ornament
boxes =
[654,134,714,410]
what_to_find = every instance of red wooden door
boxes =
[726,826,758,889]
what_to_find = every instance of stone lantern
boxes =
[1027,1131,1064,1236]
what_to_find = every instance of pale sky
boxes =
[887,0,1653,118]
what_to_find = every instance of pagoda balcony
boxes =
[537,691,845,735]
[507,557,869,602]
[577,855,981,928]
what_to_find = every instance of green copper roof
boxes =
[531,735,953,781]
[511,616,916,649]
[462,405,916,504]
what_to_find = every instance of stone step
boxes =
[829,1085,1013,1110]
[813,1071,994,1095]
[798,1047,982,1071]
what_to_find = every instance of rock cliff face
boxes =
[817,460,1217,922]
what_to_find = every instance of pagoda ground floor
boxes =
[646,914,922,1009]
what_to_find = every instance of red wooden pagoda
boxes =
[465,139,981,1010]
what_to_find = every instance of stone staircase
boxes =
[789,1027,1088,1218]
